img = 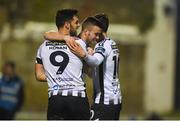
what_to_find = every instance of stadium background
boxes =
[0,0,180,119]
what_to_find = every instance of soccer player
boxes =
[35,9,90,120]
[89,14,122,120]
[70,14,122,120]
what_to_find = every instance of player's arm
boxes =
[35,63,46,82]
[83,53,104,67]
[43,30,66,41]
[70,43,104,67]
[43,30,77,49]
[35,45,46,82]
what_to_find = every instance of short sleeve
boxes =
[94,40,110,58]
[36,46,43,64]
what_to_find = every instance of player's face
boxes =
[70,16,80,36]
[87,26,103,43]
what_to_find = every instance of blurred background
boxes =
[0,0,180,119]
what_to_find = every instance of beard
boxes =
[70,30,77,36]
[70,25,78,36]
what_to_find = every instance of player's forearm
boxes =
[43,31,65,41]
[35,63,47,82]
[84,53,104,67]
[35,72,47,82]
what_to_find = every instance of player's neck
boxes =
[103,32,107,37]
[58,28,70,36]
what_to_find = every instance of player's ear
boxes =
[65,22,70,30]
[84,29,90,36]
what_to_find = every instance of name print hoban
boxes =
[46,41,68,50]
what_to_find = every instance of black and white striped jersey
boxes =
[93,38,122,105]
[36,39,87,97]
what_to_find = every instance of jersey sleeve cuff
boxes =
[36,57,43,64]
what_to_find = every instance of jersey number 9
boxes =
[50,51,69,74]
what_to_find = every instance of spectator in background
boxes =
[146,112,163,120]
[0,61,24,120]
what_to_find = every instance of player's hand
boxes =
[63,35,77,49]
[69,42,86,58]
[87,47,94,55]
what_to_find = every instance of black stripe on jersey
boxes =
[98,39,106,46]
[36,57,42,64]
[99,62,104,104]
[95,52,105,58]
[93,85,96,101]
[117,56,120,76]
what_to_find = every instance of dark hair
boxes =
[94,13,109,32]
[82,16,105,31]
[56,9,78,29]
[4,61,16,70]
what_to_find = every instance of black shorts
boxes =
[91,103,122,120]
[47,95,90,120]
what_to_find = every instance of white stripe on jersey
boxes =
[95,92,121,105]
[72,90,78,96]
[53,90,58,95]
[95,93,101,104]
[81,91,86,98]
[114,97,118,104]
[62,90,68,96]
[48,89,86,98]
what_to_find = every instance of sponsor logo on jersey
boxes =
[53,77,73,82]
[52,84,76,90]
[46,41,66,46]
[46,42,68,50]
[95,47,105,53]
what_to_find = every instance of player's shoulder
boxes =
[96,37,114,47]
[107,38,119,50]
[105,37,117,44]
[39,40,48,47]
[37,40,53,51]
[96,37,119,51]
[75,37,83,42]
[75,37,86,47]
[37,40,46,48]
[104,37,118,47]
